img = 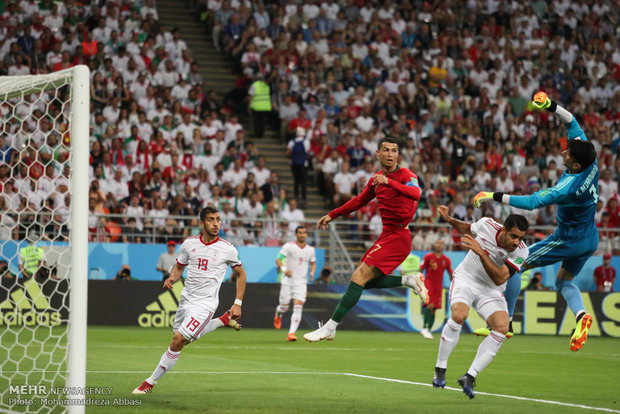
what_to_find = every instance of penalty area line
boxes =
[345,373,620,413]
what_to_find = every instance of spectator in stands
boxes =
[281,199,305,233]
[287,127,309,204]
[157,241,178,281]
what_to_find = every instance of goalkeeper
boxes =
[474,92,599,352]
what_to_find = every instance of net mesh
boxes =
[0,70,76,413]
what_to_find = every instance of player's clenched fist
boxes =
[437,205,450,221]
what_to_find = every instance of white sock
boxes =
[554,104,573,124]
[467,330,505,377]
[325,319,338,330]
[202,318,223,334]
[276,304,289,316]
[289,305,303,334]
[436,318,462,369]
[149,348,181,383]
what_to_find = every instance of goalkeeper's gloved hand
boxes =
[532,91,553,110]
[473,191,494,208]
[473,192,505,208]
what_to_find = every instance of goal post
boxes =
[0,65,89,414]
[66,65,89,414]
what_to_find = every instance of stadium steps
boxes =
[249,131,326,220]
[156,2,362,266]
[156,0,236,97]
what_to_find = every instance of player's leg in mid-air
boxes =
[133,305,240,394]
[523,232,597,351]
[304,228,428,342]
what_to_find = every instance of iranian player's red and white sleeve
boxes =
[506,244,529,274]
[226,245,242,268]
[310,246,316,263]
[470,218,487,237]
[176,240,189,266]
[280,242,293,259]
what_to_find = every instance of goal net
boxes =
[0,66,89,413]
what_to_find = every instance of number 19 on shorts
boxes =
[186,317,200,332]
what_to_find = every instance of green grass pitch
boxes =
[2,327,620,413]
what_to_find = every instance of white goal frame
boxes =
[0,65,90,414]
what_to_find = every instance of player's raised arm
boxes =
[532,91,587,141]
[373,173,421,200]
[321,178,376,225]
[475,92,598,211]
[437,205,473,236]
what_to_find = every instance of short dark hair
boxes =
[568,139,596,171]
[503,214,529,233]
[295,226,305,234]
[199,206,219,221]
[377,136,400,151]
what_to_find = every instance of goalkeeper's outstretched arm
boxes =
[532,91,587,141]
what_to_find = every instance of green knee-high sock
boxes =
[422,307,430,329]
[331,282,365,323]
[364,275,402,289]
[428,310,436,330]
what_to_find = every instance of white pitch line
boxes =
[81,370,620,412]
[85,371,339,375]
[85,344,620,357]
[345,373,620,413]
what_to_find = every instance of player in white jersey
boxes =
[273,226,316,341]
[431,205,529,399]
[133,206,247,394]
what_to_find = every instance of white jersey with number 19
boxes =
[176,236,242,312]
[454,218,529,291]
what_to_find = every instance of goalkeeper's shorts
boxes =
[526,229,598,276]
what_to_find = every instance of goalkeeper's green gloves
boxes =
[473,191,505,208]
[532,91,556,111]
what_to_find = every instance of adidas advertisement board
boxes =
[0,278,67,326]
[87,281,620,337]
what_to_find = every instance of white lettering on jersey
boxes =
[279,241,316,285]
[454,218,529,291]
[176,236,242,311]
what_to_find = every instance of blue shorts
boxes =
[525,230,598,276]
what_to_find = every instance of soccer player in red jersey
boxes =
[419,239,453,339]
[304,137,429,342]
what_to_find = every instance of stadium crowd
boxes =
[0,0,618,255]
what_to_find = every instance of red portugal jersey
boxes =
[328,166,420,227]
[420,252,452,289]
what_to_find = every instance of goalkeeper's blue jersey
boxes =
[508,119,599,238]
